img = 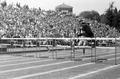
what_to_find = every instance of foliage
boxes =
[0,1,7,8]
[101,2,120,32]
[16,3,21,8]
[79,10,100,22]
[104,2,115,27]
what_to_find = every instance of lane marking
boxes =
[0,48,118,64]
[0,55,12,58]
[99,53,120,58]
[0,60,73,74]
[0,57,40,63]
[97,47,116,49]
[0,49,118,69]
[85,56,120,61]
[0,47,117,62]
[0,59,52,68]
[69,64,120,79]
[59,51,120,60]
[13,63,93,79]
[108,57,120,60]
[83,53,120,61]
[0,56,26,61]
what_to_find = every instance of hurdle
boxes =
[92,37,119,65]
[0,37,119,65]
[0,38,92,59]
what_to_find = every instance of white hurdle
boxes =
[1,37,120,65]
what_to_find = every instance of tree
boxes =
[0,1,7,8]
[117,10,120,31]
[105,8,114,26]
[23,4,29,10]
[104,2,119,27]
[113,8,118,28]
[100,14,107,24]
[105,2,114,27]
[79,10,100,22]
[103,2,120,31]
[102,2,120,31]
[16,3,21,8]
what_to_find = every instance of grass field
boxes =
[0,46,120,79]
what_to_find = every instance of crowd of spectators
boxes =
[0,3,120,39]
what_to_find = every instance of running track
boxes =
[0,47,120,79]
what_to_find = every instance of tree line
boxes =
[79,2,120,32]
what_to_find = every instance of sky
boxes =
[1,0,120,15]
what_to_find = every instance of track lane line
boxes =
[0,57,41,63]
[0,60,73,74]
[0,56,28,61]
[12,63,94,79]
[82,53,120,61]
[0,47,117,62]
[108,57,120,60]
[1,51,118,68]
[1,50,119,72]
[0,59,52,68]
[69,64,120,79]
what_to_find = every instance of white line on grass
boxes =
[13,63,93,79]
[0,59,52,68]
[0,60,73,74]
[69,64,120,79]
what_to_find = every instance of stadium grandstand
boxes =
[0,2,120,79]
